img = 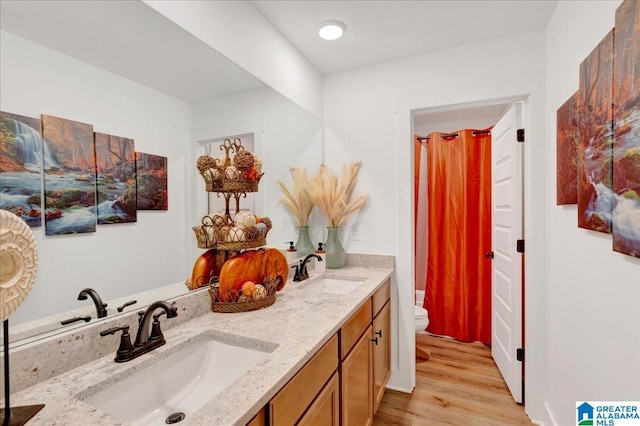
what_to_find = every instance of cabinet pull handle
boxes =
[375,330,382,338]
[371,337,379,345]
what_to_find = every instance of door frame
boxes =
[412,99,524,371]
[393,80,548,422]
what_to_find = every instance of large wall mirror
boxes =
[0,1,322,346]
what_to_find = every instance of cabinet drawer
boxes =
[270,334,338,425]
[372,279,390,318]
[340,299,372,360]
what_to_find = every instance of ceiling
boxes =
[0,1,558,104]
[252,0,558,74]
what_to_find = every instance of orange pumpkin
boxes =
[189,249,221,290]
[218,248,288,302]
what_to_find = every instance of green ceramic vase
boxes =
[325,226,346,268]
[295,226,315,258]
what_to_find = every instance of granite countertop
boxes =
[10,264,393,426]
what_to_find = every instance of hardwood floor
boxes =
[373,333,532,425]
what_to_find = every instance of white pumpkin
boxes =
[225,166,239,179]
[253,284,267,300]
[225,226,246,242]
[234,211,256,228]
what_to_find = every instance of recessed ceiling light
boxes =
[319,20,346,41]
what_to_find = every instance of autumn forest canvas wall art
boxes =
[576,29,615,234]
[0,112,44,227]
[136,152,168,211]
[94,132,137,224]
[556,0,640,258]
[612,0,640,257]
[40,115,97,236]
[556,93,579,205]
[1,110,169,234]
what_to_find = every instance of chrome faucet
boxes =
[292,254,323,282]
[77,288,108,318]
[100,300,178,363]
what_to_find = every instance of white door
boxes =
[491,103,524,403]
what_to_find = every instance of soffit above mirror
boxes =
[0,0,267,104]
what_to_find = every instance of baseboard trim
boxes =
[543,402,558,426]
[385,384,413,394]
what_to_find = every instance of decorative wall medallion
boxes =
[0,210,38,321]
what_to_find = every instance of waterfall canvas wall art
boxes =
[41,114,96,235]
[556,93,579,205]
[135,152,168,210]
[576,29,615,234]
[0,112,44,227]
[612,0,640,258]
[94,132,137,224]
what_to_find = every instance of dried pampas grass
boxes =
[307,162,368,227]
[277,167,314,226]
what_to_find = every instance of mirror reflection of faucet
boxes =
[77,288,108,318]
[116,300,137,313]
[60,315,91,326]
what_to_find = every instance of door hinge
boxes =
[516,239,525,253]
[517,348,525,362]
[517,128,525,142]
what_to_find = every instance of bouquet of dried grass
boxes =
[277,167,314,226]
[307,162,368,227]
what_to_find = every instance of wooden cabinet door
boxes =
[341,325,373,426]
[298,372,339,426]
[246,407,266,426]
[372,302,391,413]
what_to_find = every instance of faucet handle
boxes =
[149,312,167,342]
[100,325,134,362]
[291,263,302,282]
[299,259,310,280]
[100,325,128,336]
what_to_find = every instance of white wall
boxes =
[1,31,192,325]
[323,30,548,422]
[546,1,640,425]
[144,0,323,120]
[190,87,323,262]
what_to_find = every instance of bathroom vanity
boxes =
[3,255,393,425]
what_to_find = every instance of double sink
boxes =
[78,275,365,425]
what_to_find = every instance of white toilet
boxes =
[415,289,429,332]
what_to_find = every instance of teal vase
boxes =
[295,226,315,258]
[325,226,346,269]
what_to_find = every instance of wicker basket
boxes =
[208,277,278,313]
[193,216,272,250]
[204,174,263,193]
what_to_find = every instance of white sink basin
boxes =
[82,333,275,425]
[303,276,366,295]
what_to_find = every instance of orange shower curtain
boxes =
[422,128,492,344]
